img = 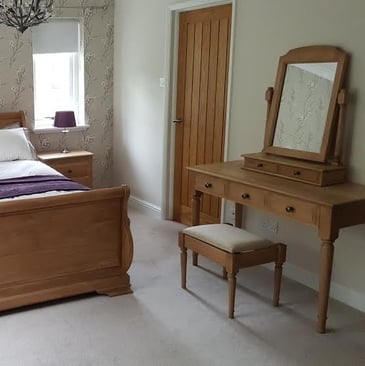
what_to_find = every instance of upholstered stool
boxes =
[179,224,287,318]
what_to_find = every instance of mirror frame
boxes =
[263,45,349,163]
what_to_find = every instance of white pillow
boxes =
[1,125,38,160]
[0,128,35,161]
[22,128,38,160]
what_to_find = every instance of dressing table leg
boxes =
[191,190,202,226]
[318,239,335,334]
[192,190,202,266]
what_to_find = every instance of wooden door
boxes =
[173,4,232,225]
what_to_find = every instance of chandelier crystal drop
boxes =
[0,0,54,33]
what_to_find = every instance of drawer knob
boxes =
[293,170,301,176]
[204,182,212,188]
[68,169,73,174]
[285,206,295,213]
[257,163,264,168]
[241,193,250,199]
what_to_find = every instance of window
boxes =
[32,19,84,129]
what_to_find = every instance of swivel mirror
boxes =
[242,45,350,186]
[263,45,349,162]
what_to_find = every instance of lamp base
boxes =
[61,148,70,154]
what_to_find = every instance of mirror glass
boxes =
[263,45,349,162]
[273,62,337,153]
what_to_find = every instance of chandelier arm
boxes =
[0,0,54,33]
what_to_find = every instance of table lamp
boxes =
[54,111,76,153]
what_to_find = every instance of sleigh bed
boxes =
[0,112,133,311]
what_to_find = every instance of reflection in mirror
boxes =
[273,62,337,153]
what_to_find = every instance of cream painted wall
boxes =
[114,0,174,210]
[114,0,365,310]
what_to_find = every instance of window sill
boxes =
[32,125,90,134]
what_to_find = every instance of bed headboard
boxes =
[0,111,26,129]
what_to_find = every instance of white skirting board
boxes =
[265,262,365,312]
[129,195,161,219]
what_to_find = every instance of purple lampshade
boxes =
[54,111,76,128]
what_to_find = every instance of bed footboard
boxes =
[0,185,133,311]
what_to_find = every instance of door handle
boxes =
[172,119,182,123]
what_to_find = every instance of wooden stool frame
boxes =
[179,231,287,318]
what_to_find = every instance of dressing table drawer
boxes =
[264,193,318,225]
[195,174,225,196]
[226,182,264,208]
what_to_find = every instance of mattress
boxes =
[0,160,61,180]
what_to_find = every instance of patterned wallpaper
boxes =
[273,63,334,153]
[0,0,114,187]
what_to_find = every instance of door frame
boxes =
[161,0,236,220]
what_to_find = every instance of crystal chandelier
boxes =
[0,0,54,33]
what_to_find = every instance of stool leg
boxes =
[273,263,282,306]
[228,271,237,318]
[273,244,286,306]
[180,246,187,289]
[222,267,228,280]
[192,251,198,266]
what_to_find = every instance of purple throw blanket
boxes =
[0,175,90,200]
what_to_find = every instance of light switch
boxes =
[159,77,165,88]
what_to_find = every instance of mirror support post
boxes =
[332,89,347,165]
[263,87,274,150]
[265,87,274,121]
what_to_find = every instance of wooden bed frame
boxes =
[0,112,133,311]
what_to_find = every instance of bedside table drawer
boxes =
[50,160,89,178]
[38,150,93,187]
[72,176,92,187]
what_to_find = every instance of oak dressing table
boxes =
[187,46,358,333]
[188,160,365,333]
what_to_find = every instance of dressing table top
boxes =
[188,160,365,207]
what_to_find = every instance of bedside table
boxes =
[38,150,94,187]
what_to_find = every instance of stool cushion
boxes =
[183,224,273,253]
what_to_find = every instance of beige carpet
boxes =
[0,208,364,365]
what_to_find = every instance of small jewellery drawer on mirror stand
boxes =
[241,152,346,186]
